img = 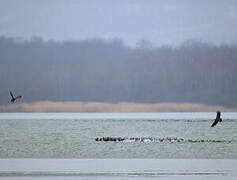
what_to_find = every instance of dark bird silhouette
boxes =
[9,90,22,103]
[211,111,222,127]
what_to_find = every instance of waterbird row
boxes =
[95,137,232,143]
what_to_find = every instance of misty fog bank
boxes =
[0,101,236,112]
[0,36,237,107]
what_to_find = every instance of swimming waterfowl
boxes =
[211,111,222,127]
[9,90,22,103]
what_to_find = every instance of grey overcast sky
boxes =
[0,0,237,46]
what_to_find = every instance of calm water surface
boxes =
[0,112,236,158]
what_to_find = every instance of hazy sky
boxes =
[1,0,237,46]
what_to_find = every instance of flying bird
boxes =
[211,111,222,127]
[9,90,22,103]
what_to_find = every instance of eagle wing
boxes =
[211,119,218,127]
[216,111,221,119]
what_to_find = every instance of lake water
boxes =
[0,112,236,158]
[0,159,237,180]
[0,112,237,179]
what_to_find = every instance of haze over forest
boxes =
[0,36,236,110]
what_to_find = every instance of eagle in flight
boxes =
[211,111,222,127]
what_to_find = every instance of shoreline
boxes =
[0,101,237,112]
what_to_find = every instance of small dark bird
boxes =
[9,90,22,103]
[211,111,222,127]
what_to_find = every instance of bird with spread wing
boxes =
[211,111,222,127]
[9,90,22,103]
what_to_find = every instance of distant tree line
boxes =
[0,36,237,107]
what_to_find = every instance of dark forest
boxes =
[0,36,236,107]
